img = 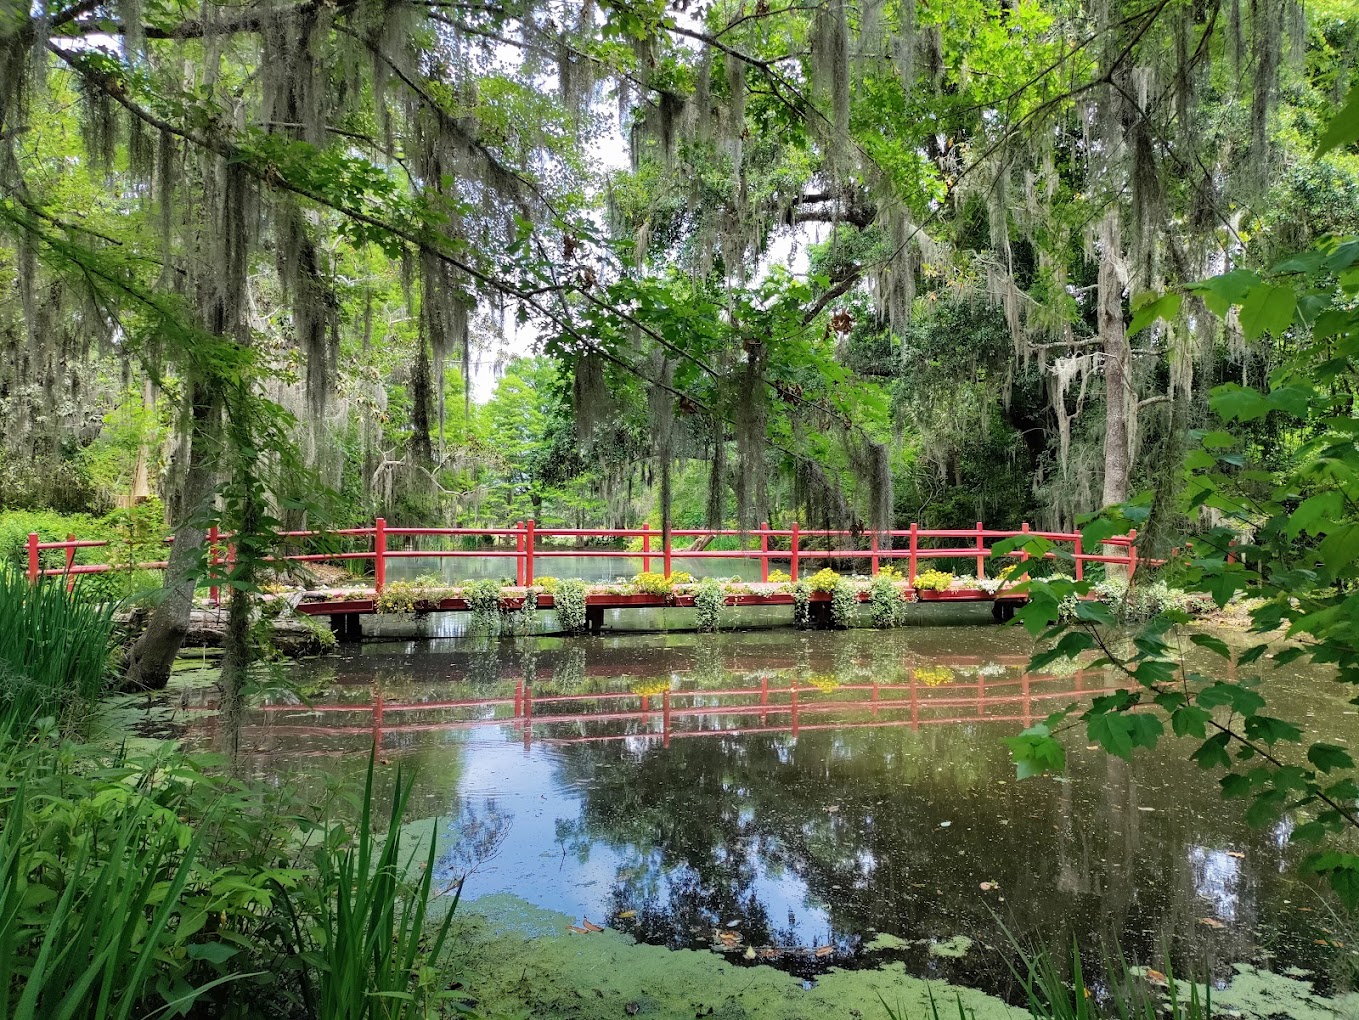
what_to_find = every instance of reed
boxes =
[0,567,115,735]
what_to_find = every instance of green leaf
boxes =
[187,942,239,965]
[1171,705,1211,738]
[1007,727,1068,779]
[1088,712,1164,760]
[1245,789,1288,826]
[1128,290,1182,336]
[1197,682,1266,716]
[1189,633,1232,659]
[1191,732,1232,769]
[1209,384,1271,423]
[1244,715,1303,745]
[1317,83,1359,154]
[1307,743,1356,773]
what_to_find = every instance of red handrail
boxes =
[24,518,1139,592]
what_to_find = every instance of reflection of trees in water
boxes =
[437,797,514,885]
[550,724,1323,990]
[550,645,587,692]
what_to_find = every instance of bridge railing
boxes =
[26,518,1140,596]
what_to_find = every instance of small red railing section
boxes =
[26,518,1139,595]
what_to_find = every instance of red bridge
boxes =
[25,519,1140,629]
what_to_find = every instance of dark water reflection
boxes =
[184,628,1359,998]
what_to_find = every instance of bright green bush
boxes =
[868,575,905,627]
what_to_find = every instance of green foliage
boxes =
[288,755,460,1020]
[553,578,588,635]
[1012,235,1359,908]
[791,581,812,629]
[374,581,422,614]
[913,569,954,592]
[868,575,905,628]
[466,579,505,633]
[694,577,724,633]
[0,733,461,1020]
[829,578,858,629]
[0,568,114,736]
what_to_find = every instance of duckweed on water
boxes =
[453,895,1359,1020]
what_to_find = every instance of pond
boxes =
[177,626,1359,1016]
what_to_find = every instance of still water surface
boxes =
[185,627,1359,999]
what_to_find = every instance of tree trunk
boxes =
[1099,212,1131,508]
[122,384,219,690]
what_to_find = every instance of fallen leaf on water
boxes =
[582,919,604,932]
[1316,939,1347,947]
[979,882,998,891]
[744,946,756,960]
[1145,969,1168,986]
[1198,918,1225,929]
[1225,851,1245,859]
[814,945,834,957]
[617,910,637,920]
[567,925,589,934]
[939,821,952,828]
[758,947,780,959]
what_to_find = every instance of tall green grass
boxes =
[286,755,460,1020]
[0,568,115,735]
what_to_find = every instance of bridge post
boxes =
[1127,528,1138,585]
[790,522,800,582]
[64,533,76,592]
[907,523,917,585]
[975,522,985,579]
[1074,532,1084,581]
[524,519,536,586]
[26,532,38,583]
[760,522,769,582]
[641,522,651,574]
[208,524,220,606]
[870,531,879,576]
[1020,521,1030,579]
[374,517,387,593]
[514,521,525,586]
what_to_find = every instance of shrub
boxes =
[629,571,673,596]
[766,568,791,583]
[913,569,954,591]
[877,564,905,581]
[806,567,841,592]
[694,577,724,632]
[868,574,905,628]
[554,578,588,634]
[374,580,421,614]
[535,576,558,593]
[669,571,694,585]
[466,578,504,632]
[830,578,858,628]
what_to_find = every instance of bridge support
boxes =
[331,613,364,642]
[991,600,1016,623]
[585,604,605,634]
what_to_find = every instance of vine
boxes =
[466,579,504,634]
[553,578,588,635]
[694,577,724,633]
[791,581,812,629]
[830,578,858,629]
[868,575,904,628]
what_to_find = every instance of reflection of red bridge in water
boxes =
[216,661,1119,750]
